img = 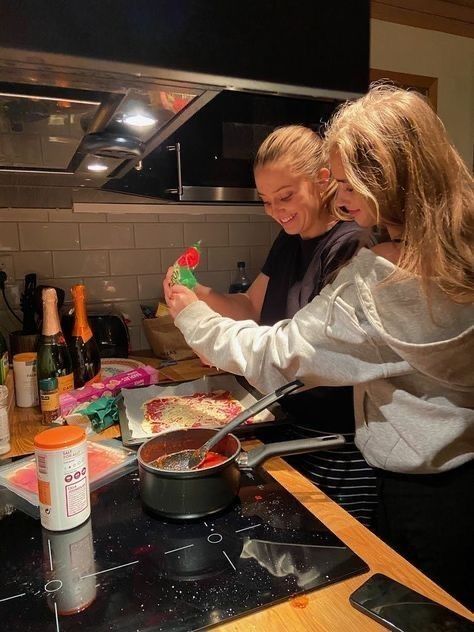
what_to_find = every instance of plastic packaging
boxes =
[170,241,201,289]
[0,439,137,514]
[59,365,159,417]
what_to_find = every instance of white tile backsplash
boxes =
[0,207,274,351]
[134,223,184,248]
[14,251,53,278]
[19,223,80,251]
[0,223,19,251]
[53,250,109,277]
[80,223,134,249]
[110,249,161,275]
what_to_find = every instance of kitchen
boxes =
[1,1,473,630]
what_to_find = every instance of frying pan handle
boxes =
[240,434,346,469]
[204,380,304,451]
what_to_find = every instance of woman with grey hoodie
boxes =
[164,85,474,609]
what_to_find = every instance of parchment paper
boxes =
[120,375,275,445]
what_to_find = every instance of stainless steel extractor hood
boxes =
[0,0,370,207]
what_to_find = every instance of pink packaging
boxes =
[60,366,159,416]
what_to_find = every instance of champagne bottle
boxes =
[229,261,251,294]
[68,284,101,388]
[37,288,74,394]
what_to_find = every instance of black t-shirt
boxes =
[260,221,372,432]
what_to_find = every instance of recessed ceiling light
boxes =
[87,162,108,172]
[123,113,156,128]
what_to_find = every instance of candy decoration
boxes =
[171,241,201,289]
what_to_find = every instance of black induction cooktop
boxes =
[0,465,368,631]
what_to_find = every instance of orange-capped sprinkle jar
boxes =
[34,426,90,531]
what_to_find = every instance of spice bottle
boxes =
[39,377,61,425]
[0,384,10,455]
[229,261,251,294]
[34,425,90,531]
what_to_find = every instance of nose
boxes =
[336,187,349,207]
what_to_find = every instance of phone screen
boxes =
[349,573,473,632]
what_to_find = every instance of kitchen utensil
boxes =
[137,429,346,519]
[155,380,303,471]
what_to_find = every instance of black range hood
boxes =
[0,0,370,207]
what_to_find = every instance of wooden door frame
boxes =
[369,68,438,111]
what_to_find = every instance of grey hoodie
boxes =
[175,248,474,474]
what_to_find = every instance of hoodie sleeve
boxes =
[174,270,412,394]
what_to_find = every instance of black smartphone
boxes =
[349,573,473,632]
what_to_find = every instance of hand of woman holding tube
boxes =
[164,279,199,319]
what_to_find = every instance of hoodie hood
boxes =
[352,249,474,390]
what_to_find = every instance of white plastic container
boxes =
[34,426,90,531]
[13,352,39,408]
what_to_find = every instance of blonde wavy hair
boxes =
[254,124,338,216]
[325,84,474,303]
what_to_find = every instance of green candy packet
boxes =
[170,241,201,289]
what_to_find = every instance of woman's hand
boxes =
[163,274,199,319]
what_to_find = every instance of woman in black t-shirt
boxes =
[165,125,377,526]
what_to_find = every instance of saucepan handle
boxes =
[239,434,346,469]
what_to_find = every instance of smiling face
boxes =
[255,163,327,239]
[330,152,376,228]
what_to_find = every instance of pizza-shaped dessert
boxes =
[141,390,251,435]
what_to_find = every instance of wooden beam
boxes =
[369,69,438,111]
[371,0,474,37]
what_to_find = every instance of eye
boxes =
[280,193,293,202]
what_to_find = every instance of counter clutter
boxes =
[0,357,472,631]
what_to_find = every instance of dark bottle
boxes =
[37,288,74,395]
[68,284,101,388]
[228,261,251,294]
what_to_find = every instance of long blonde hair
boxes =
[325,84,474,303]
[254,125,338,214]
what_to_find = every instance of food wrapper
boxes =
[170,240,201,289]
[59,365,159,417]
[70,395,120,433]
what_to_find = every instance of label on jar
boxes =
[57,373,74,393]
[40,390,60,412]
[36,440,90,531]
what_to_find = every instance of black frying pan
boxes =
[138,428,345,520]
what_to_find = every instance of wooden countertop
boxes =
[2,356,221,459]
[1,359,472,628]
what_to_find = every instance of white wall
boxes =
[371,19,474,168]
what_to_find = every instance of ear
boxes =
[317,167,330,183]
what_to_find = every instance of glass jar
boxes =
[0,384,11,455]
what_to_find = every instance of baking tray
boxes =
[119,374,285,447]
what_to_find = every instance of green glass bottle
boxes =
[36,288,74,395]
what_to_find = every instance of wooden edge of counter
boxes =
[249,441,473,623]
